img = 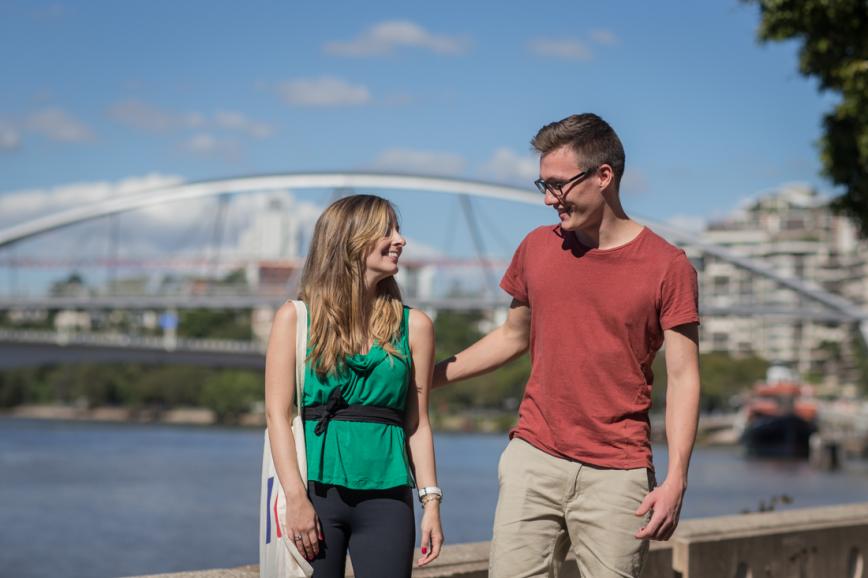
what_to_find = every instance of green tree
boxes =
[128,365,212,408]
[179,309,252,340]
[221,268,248,285]
[0,369,31,407]
[49,272,87,296]
[852,332,868,393]
[747,0,868,234]
[45,364,142,407]
[652,351,769,412]
[430,310,530,412]
[199,371,262,424]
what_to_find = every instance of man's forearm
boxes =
[663,376,700,486]
[433,324,528,388]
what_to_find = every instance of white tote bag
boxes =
[259,300,314,577]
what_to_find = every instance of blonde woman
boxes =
[265,194,443,577]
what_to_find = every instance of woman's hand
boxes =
[284,490,322,561]
[417,500,444,567]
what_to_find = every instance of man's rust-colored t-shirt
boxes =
[500,225,699,470]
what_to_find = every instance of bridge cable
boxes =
[443,197,460,258]
[6,244,17,296]
[209,195,230,284]
[107,213,119,294]
[458,194,499,299]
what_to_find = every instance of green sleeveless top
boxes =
[302,306,414,490]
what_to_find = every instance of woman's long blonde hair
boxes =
[299,194,404,377]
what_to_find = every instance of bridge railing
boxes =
[0,328,264,354]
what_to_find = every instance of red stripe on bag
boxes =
[273,493,282,538]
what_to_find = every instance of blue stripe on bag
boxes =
[266,476,274,544]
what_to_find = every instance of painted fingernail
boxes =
[421,547,427,554]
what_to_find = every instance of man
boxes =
[433,113,700,578]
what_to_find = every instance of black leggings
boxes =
[308,481,415,578]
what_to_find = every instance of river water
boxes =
[1,417,866,578]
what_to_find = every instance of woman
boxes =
[264,194,443,577]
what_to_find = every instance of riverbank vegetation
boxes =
[0,311,773,428]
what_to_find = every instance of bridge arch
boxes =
[0,171,865,326]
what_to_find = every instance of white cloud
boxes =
[184,133,220,153]
[108,100,177,133]
[0,124,20,151]
[479,148,538,183]
[108,101,274,139]
[666,215,708,234]
[325,21,469,57]
[590,29,619,45]
[0,177,318,260]
[0,174,183,229]
[371,148,466,176]
[181,133,240,159]
[528,39,592,61]
[27,108,94,142]
[214,111,273,139]
[279,76,372,107]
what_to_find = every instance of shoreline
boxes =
[0,404,738,443]
[0,403,521,433]
[1,404,253,427]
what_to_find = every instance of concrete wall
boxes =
[129,502,868,578]
[671,502,868,578]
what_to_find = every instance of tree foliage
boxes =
[430,310,530,412]
[0,363,264,424]
[652,351,769,412]
[179,309,252,340]
[748,0,868,234]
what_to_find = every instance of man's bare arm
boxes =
[635,322,700,541]
[662,323,701,486]
[432,299,531,388]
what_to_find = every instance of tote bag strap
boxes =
[291,300,308,415]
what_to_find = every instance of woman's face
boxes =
[364,225,406,287]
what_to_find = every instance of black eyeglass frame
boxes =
[534,167,597,197]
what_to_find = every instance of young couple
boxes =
[264,113,701,578]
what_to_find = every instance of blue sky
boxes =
[0,0,837,259]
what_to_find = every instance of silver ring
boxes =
[294,534,303,540]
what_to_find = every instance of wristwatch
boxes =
[417,486,443,502]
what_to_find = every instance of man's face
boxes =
[538,146,603,232]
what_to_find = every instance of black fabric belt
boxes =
[302,387,404,435]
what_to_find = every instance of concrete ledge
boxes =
[124,502,868,578]
[672,502,868,578]
[123,541,671,578]
[126,566,258,578]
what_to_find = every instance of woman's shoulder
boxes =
[273,299,300,325]
[407,307,434,336]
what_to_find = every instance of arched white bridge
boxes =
[0,171,866,336]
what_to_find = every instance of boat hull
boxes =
[741,414,817,458]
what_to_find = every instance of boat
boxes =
[740,367,818,458]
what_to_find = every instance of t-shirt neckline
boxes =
[564,225,648,256]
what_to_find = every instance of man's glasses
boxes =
[534,167,596,197]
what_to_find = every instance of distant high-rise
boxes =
[239,196,300,260]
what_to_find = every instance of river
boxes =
[1,417,866,578]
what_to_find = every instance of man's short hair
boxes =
[531,113,625,188]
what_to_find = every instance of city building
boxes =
[696,184,868,386]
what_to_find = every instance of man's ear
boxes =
[596,164,615,191]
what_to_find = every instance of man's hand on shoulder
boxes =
[432,357,454,389]
[633,478,686,541]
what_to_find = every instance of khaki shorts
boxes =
[490,438,654,578]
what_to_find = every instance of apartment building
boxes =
[695,184,868,385]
